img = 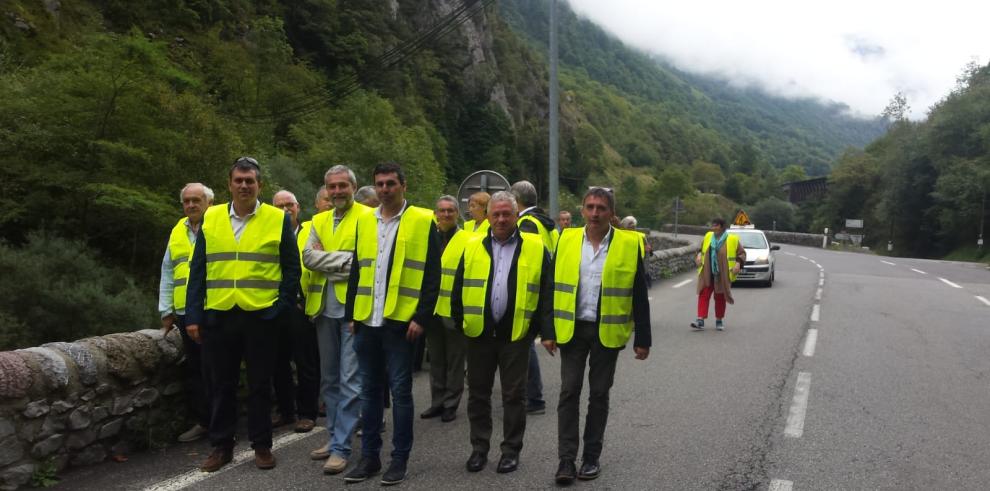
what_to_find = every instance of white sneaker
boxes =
[310,444,330,460]
[177,424,207,443]
[323,454,348,474]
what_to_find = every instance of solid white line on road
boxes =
[939,277,963,289]
[144,428,326,491]
[784,372,812,438]
[881,260,896,266]
[799,255,808,260]
[815,288,822,301]
[673,279,693,288]
[976,296,990,307]
[769,479,794,491]
[803,329,818,357]
[810,304,820,322]
[911,268,927,275]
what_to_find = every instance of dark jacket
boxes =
[541,228,652,349]
[185,205,301,327]
[518,207,556,236]
[344,209,442,329]
[450,230,554,341]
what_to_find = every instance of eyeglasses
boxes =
[232,156,261,172]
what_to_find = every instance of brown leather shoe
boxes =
[255,448,276,470]
[294,418,315,433]
[200,447,233,473]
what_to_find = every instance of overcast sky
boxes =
[567,0,990,119]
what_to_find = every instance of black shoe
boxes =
[555,460,576,485]
[577,459,600,480]
[380,460,407,486]
[441,407,457,422]
[496,455,518,474]
[420,406,443,419]
[526,405,546,415]
[466,451,487,472]
[343,457,381,483]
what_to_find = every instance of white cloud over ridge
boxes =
[567,0,990,119]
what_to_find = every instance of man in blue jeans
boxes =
[302,165,372,474]
[344,162,441,485]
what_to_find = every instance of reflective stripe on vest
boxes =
[303,203,371,317]
[434,229,472,318]
[168,218,193,311]
[461,233,544,341]
[553,227,639,348]
[352,206,435,324]
[201,203,285,311]
[518,215,556,253]
[697,232,740,282]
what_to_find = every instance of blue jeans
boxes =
[527,342,545,409]
[354,322,414,462]
[315,316,361,458]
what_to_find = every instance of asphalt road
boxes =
[57,242,990,490]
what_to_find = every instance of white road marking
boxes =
[810,304,820,322]
[976,296,990,307]
[799,255,808,260]
[817,264,823,270]
[910,268,927,275]
[881,260,896,266]
[784,252,796,256]
[939,277,963,289]
[810,260,817,265]
[673,279,693,288]
[815,288,822,300]
[819,271,825,279]
[803,329,818,357]
[784,372,812,438]
[144,428,326,491]
[769,479,794,491]
[818,278,824,286]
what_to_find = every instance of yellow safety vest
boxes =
[518,214,557,253]
[201,203,285,311]
[168,218,194,311]
[697,232,741,282]
[461,233,544,341]
[464,219,490,236]
[435,229,472,318]
[303,203,372,316]
[553,227,639,348]
[352,206,435,324]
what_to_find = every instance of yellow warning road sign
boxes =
[733,210,752,226]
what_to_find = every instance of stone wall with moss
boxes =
[0,329,186,490]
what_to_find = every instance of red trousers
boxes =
[697,285,726,319]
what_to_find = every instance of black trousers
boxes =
[176,315,210,428]
[466,335,529,457]
[273,306,320,420]
[557,320,620,462]
[202,308,278,450]
[426,316,466,410]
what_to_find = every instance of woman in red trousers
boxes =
[691,218,746,331]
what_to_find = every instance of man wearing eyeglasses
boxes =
[185,157,302,472]
[343,162,441,485]
[542,186,652,485]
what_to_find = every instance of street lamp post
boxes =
[548,0,559,218]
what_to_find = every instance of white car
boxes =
[728,227,779,287]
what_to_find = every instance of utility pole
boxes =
[979,187,986,250]
[548,0,560,217]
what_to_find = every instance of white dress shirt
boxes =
[369,201,407,327]
[576,227,612,322]
[489,232,518,322]
[158,218,198,317]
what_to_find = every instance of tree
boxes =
[691,160,726,194]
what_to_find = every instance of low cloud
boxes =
[568,0,990,119]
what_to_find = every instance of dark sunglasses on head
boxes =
[588,186,613,194]
[232,156,261,172]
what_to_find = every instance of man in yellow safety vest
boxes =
[184,157,302,473]
[542,186,652,485]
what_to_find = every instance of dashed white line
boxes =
[910,268,927,275]
[818,278,824,287]
[976,296,990,307]
[810,304,820,322]
[803,329,819,357]
[938,277,963,289]
[769,479,794,491]
[816,264,823,270]
[672,279,693,288]
[784,252,795,256]
[799,255,808,260]
[144,428,326,491]
[784,372,812,438]
[815,288,822,300]
[881,260,896,266]
[819,271,825,279]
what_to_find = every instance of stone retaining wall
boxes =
[645,233,701,281]
[0,329,186,490]
[659,224,826,248]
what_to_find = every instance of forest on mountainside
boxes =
[0,0,885,348]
